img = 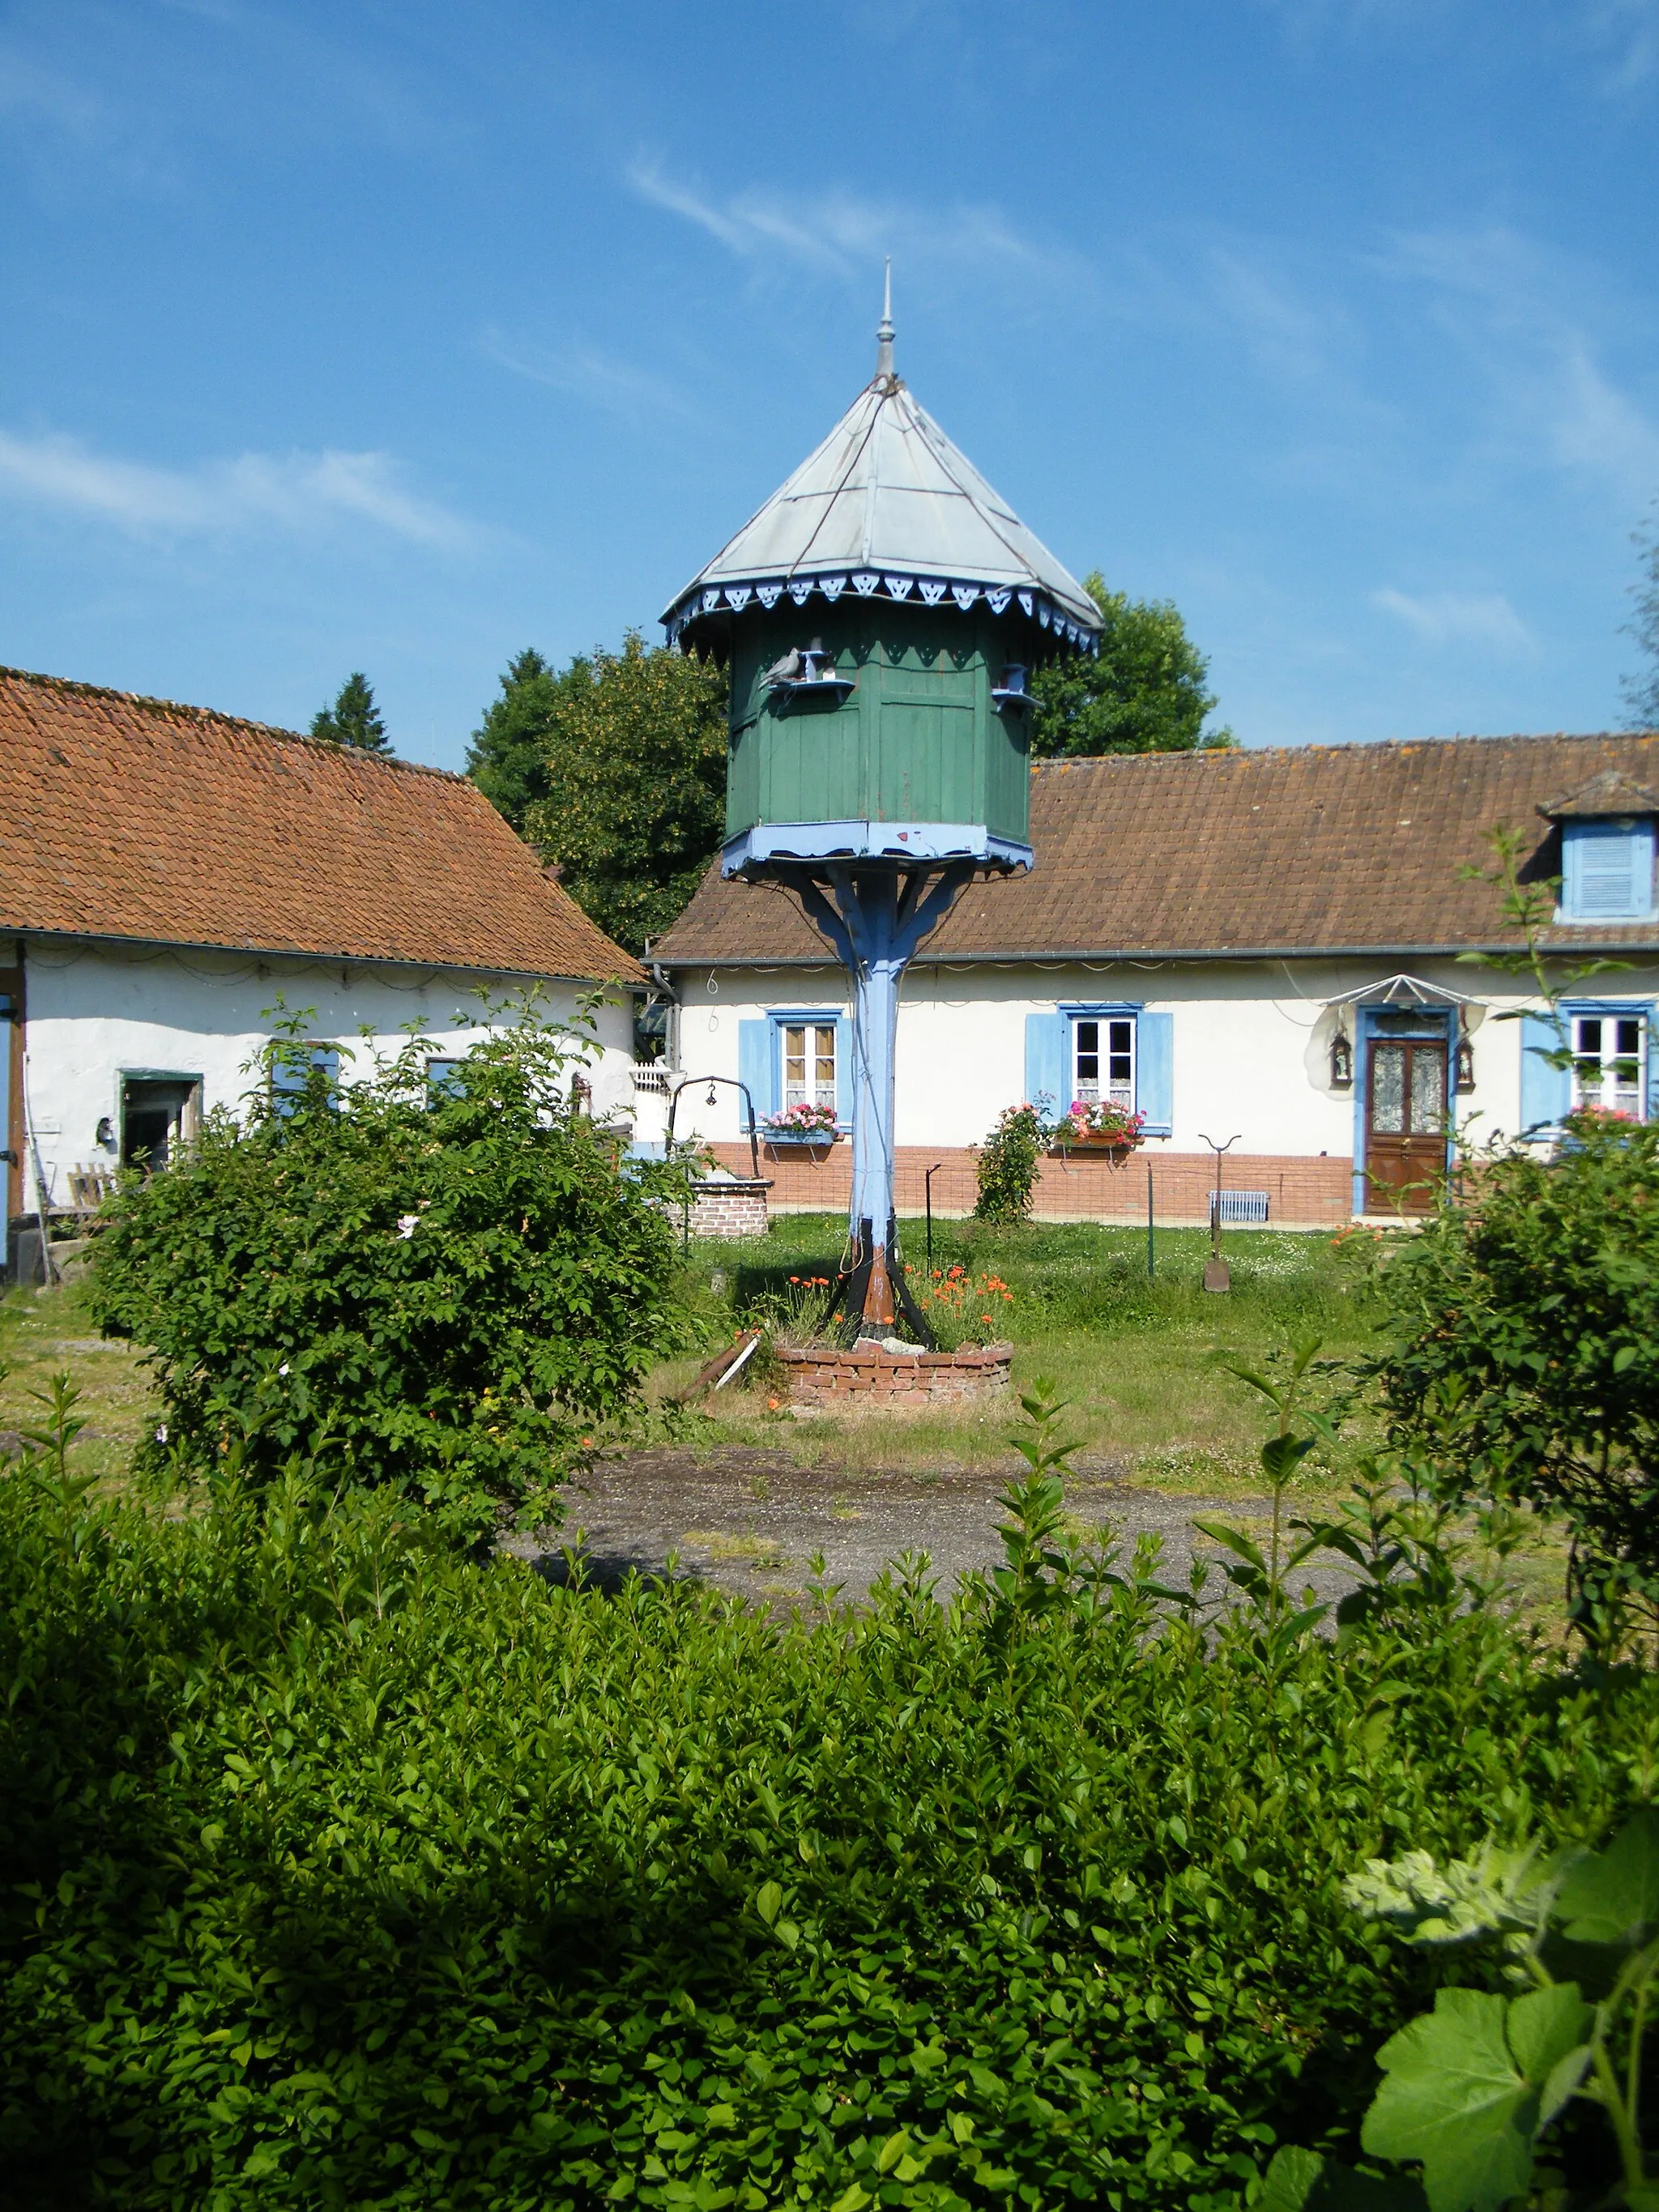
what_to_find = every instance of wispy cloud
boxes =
[0,429,474,548]
[1205,247,1342,385]
[1377,224,1659,502]
[1371,586,1535,651]
[478,327,697,423]
[628,158,1068,282]
[1580,0,1659,90]
[0,41,104,138]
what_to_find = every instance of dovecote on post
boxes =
[662,273,1098,1339]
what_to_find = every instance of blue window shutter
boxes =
[1519,1012,1570,1132]
[738,1020,770,1127]
[834,1015,852,1125]
[272,1042,339,1114]
[1565,822,1653,919]
[1024,1010,1066,1112]
[1648,1008,1659,1123]
[1137,1011,1174,1136]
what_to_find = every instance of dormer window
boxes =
[1539,771,1659,924]
[1559,817,1656,923]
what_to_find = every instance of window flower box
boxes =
[1048,1100,1145,1155]
[759,1104,842,1149]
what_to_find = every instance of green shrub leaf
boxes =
[1362,1984,1591,2212]
[1555,1805,1659,1946]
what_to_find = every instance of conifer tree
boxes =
[466,648,591,833]
[311,672,392,754]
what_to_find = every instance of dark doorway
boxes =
[1364,1027,1448,1214]
[121,1076,201,1170]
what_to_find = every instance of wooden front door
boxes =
[1365,1037,1448,1213]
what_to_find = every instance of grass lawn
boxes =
[0,1276,156,1487]
[659,1212,1384,1496]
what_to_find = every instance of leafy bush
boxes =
[3,1406,1657,2210]
[1367,1110,1659,1639]
[88,1012,687,1541]
[974,1103,1047,1224]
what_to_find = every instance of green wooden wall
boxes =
[724,602,1037,846]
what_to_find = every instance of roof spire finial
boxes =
[876,258,895,385]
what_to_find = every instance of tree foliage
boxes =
[310,671,391,753]
[1622,501,1659,731]
[465,647,592,834]
[87,1009,687,1541]
[1030,572,1233,757]
[520,631,729,954]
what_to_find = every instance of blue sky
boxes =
[2,0,1657,766]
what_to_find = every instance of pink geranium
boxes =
[761,1101,838,1134]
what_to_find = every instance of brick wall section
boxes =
[714,1144,1354,1228]
[686,1178,772,1239]
[778,1340,1013,1408]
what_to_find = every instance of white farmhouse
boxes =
[649,734,1659,1227]
[0,667,643,1275]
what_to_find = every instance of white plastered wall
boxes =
[656,954,1659,1158]
[19,937,637,1209]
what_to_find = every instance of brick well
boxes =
[685,1176,771,1239]
[778,1340,1013,1409]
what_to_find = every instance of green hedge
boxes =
[2,1465,1654,2211]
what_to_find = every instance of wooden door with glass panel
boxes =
[1365,1025,1448,1213]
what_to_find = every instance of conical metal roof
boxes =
[663,319,1099,651]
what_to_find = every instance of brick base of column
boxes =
[777,1340,1013,1409]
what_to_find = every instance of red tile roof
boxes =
[652,732,1659,965]
[0,667,643,982]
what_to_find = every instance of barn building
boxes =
[0,667,642,1274]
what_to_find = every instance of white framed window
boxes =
[1072,1015,1134,1110]
[782,1021,836,1111]
[1572,1013,1647,1119]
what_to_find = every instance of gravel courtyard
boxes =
[527,1441,1358,1613]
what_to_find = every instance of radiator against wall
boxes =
[1216,1190,1271,1225]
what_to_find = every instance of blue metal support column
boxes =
[780,859,972,1335]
